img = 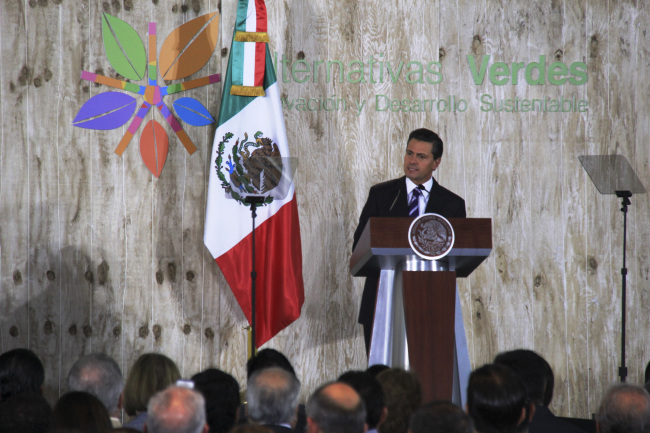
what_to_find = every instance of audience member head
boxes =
[408,401,473,433]
[192,368,240,433]
[338,370,385,430]
[247,348,296,379]
[306,382,366,433]
[247,366,301,426]
[52,391,113,433]
[113,429,141,433]
[0,392,52,433]
[376,368,422,433]
[597,383,650,433]
[123,353,181,416]
[467,363,531,433]
[366,365,390,380]
[645,361,650,388]
[145,385,208,433]
[0,348,44,401]
[493,349,554,406]
[67,353,124,416]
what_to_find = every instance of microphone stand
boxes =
[244,195,266,354]
[616,190,631,382]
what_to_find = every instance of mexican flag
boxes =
[204,0,304,348]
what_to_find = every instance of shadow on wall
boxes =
[0,244,125,404]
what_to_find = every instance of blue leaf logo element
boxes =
[173,97,215,126]
[73,92,137,130]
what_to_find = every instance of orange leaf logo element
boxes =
[140,119,169,177]
[159,12,220,81]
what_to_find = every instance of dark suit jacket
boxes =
[531,405,590,433]
[264,424,294,433]
[352,176,466,350]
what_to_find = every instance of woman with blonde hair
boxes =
[122,353,181,432]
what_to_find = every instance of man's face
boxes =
[403,138,441,184]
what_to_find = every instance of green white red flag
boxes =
[204,0,304,347]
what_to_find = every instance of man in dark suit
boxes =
[352,128,466,351]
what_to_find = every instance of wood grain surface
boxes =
[1,0,649,419]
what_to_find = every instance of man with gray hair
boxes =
[306,382,366,433]
[247,367,301,433]
[67,353,124,427]
[597,383,650,433]
[145,385,208,433]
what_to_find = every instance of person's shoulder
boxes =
[369,177,405,193]
[432,180,464,203]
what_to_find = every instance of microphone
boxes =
[389,187,402,211]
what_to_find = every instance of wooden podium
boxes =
[350,217,492,403]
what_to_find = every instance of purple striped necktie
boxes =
[408,185,424,217]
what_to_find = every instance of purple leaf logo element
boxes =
[72,92,137,130]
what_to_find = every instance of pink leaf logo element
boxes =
[159,12,220,81]
[140,119,169,177]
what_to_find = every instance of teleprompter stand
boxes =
[579,155,646,382]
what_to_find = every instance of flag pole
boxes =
[245,196,265,352]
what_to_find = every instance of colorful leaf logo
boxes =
[140,120,169,178]
[101,14,147,81]
[159,12,220,81]
[74,12,221,177]
[73,92,137,130]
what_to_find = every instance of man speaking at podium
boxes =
[352,128,466,352]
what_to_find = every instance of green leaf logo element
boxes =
[101,13,146,81]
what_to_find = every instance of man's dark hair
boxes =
[467,363,530,433]
[366,364,390,380]
[247,349,296,379]
[376,368,421,433]
[493,349,554,406]
[192,368,241,433]
[0,392,52,433]
[52,391,113,433]
[407,129,443,160]
[338,370,384,429]
[306,382,366,433]
[247,367,301,425]
[67,353,124,413]
[597,383,650,433]
[0,348,45,401]
[409,401,473,433]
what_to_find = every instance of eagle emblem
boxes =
[215,131,283,206]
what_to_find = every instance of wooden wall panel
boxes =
[584,0,621,414]
[560,0,590,417]
[0,0,30,353]
[1,0,650,419]
[25,0,64,401]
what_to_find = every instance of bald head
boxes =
[597,383,650,433]
[307,382,366,433]
[247,367,301,425]
[146,386,207,433]
[323,383,362,409]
